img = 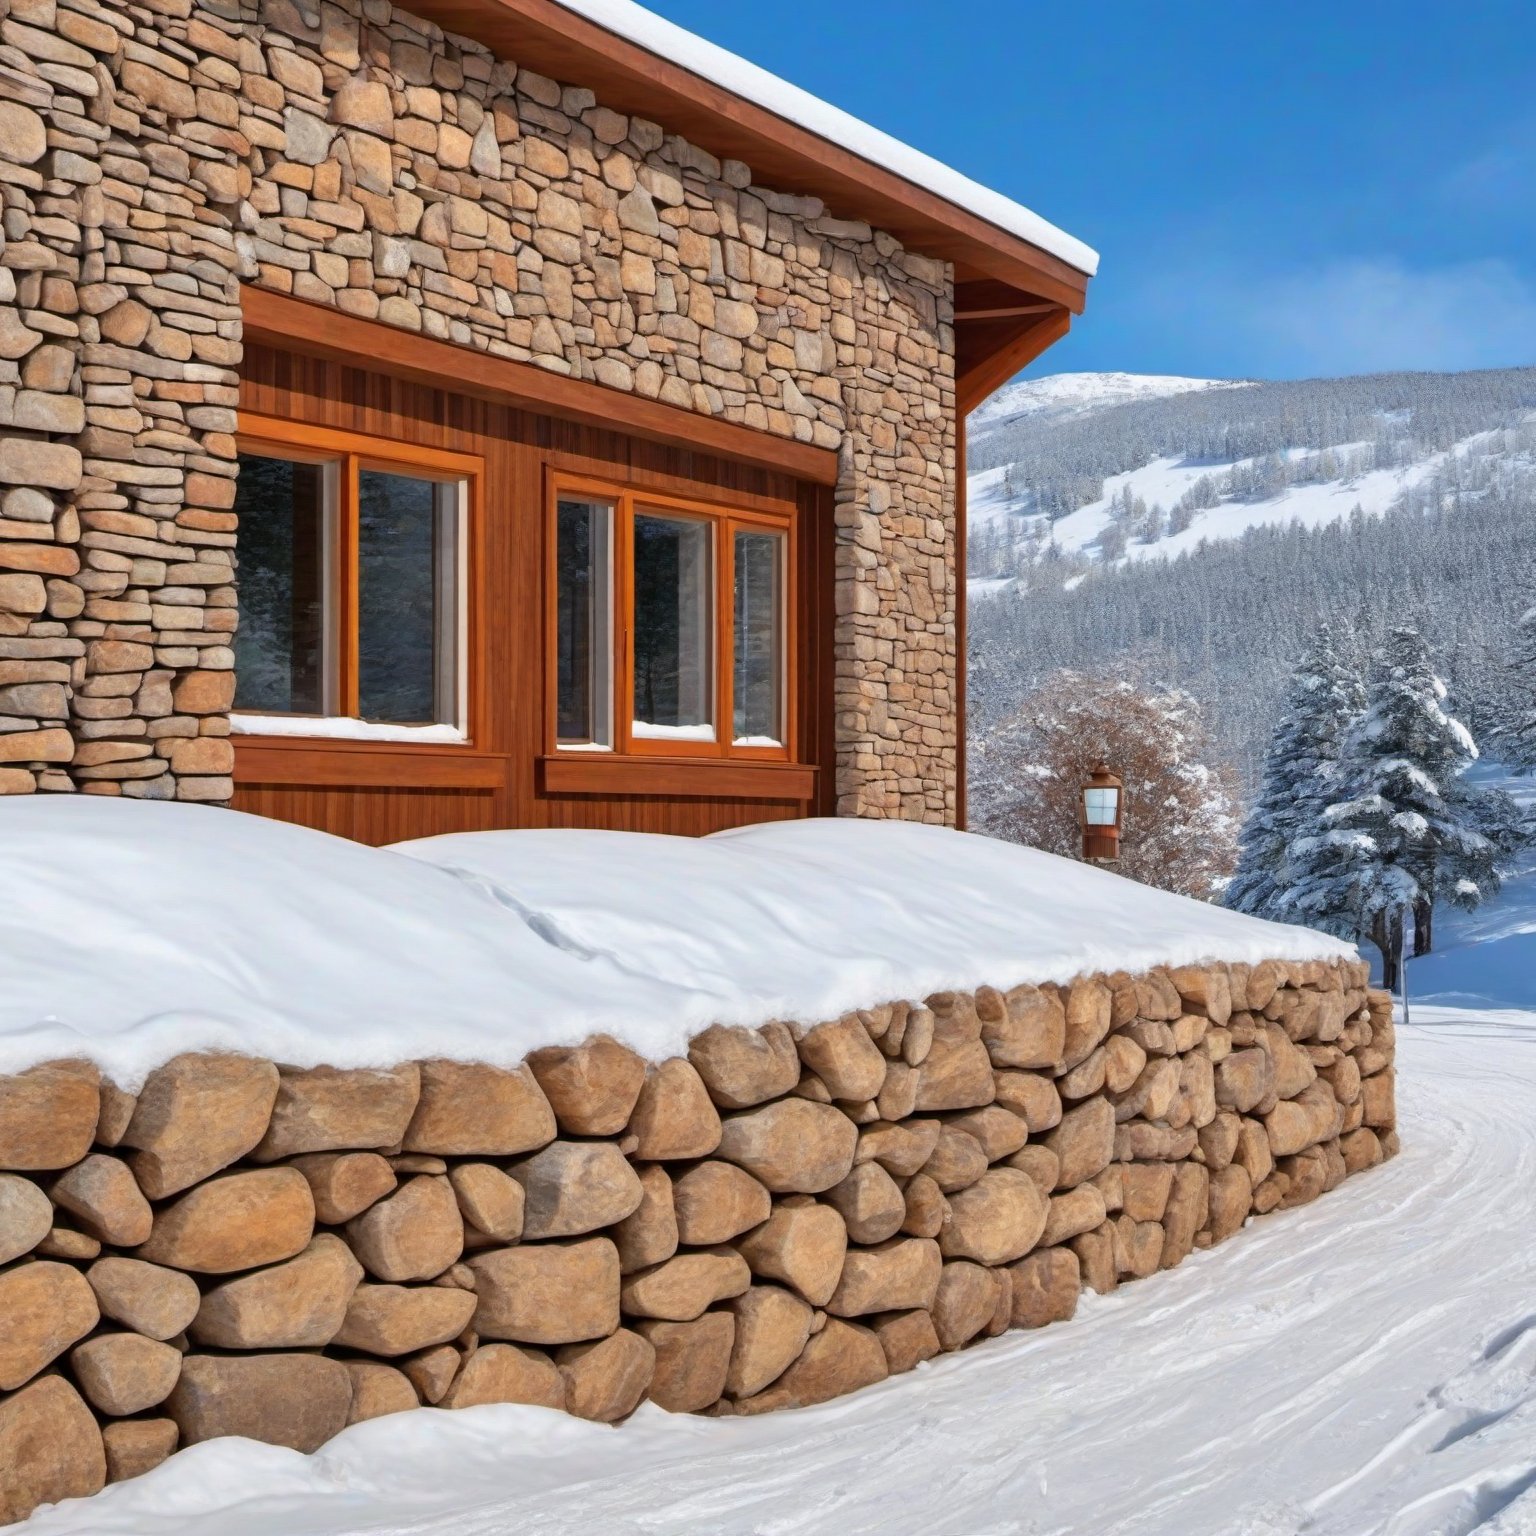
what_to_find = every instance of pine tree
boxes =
[1288,626,1488,987]
[1227,624,1364,921]
[1500,594,1536,773]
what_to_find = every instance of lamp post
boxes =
[1081,763,1124,863]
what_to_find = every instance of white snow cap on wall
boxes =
[0,800,1350,1085]
[551,0,1100,277]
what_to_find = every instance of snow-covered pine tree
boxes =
[1287,626,1489,987]
[1500,593,1536,774]
[1226,624,1364,921]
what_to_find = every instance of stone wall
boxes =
[0,0,958,820]
[0,957,1397,1524]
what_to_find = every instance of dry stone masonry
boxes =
[0,0,957,819]
[0,957,1398,1524]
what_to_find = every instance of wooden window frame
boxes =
[233,412,484,751]
[544,469,800,770]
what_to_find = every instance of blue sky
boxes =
[640,0,1536,381]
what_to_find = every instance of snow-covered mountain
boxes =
[968,370,1250,434]
[966,365,1536,792]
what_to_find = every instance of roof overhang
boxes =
[402,0,1092,405]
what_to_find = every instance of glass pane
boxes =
[556,499,612,746]
[1084,788,1119,826]
[357,469,458,725]
[233,452,329,715]
[632,512,713,741]
[733,529,784,746]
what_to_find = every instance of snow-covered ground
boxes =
[19,1005,1536,1536]
[1407,766,1536,1012]
[0,799,1349,1084]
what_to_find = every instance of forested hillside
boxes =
[967,368,1536,803]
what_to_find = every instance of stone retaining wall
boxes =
[0,0,958,819]
[0,957,1397,1524]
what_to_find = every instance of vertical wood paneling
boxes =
[232,346,832,844]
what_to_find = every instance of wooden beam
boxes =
[240,286,841,487]
[402,0,1091,311]
[955,308,1073,418]
[956,302,1057,321]
[955,410,967,830]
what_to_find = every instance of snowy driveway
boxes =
[20,1009,1536,1536]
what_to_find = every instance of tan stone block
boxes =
[1009,1245,1080,1328]
[919,1125,987,1193]
[168,1354,352,1453]
[1198,1109,1242,1170]
[822,1161,905,1244]
[403,1061,556,1156]
[510,1140,643,1240]
[797,1015,887,1102]
[122,1053,279,1197]
[172,668,235,714]
[672,1160,772,1246]
[0,1172,53,1263]
[0,1260,100,1390]
[191,1234,363,1348]
[1206,1164,1252,1243]
[71,1332,182,1416]
[716,1098,857,1194]
[449,1162,525,1242]
[344,1361,420,1423]
[1061,979,1113,1070]
[732,1317,886,1413]
[913,1034,994,1111]
[826,1235,941,1316]
[50,1154,152,1245]
[980,985,1065,1069]
[557,1328,655,1422]
[931,1260,995,1351]
[725,1284,814,1398]
[636,1311,735,1413]
[102,1417,178,1485]
[737,1202,847,1306]
[86,1257,200,1341]
[0,1376,105,1526]
[992,1070,1062,1132]
[470,1237,620,1345]
[688,1022,800,1108]
[0,1060,100,1169]
[621,1247,752,1321]
[1160,1164,1210,1269]
[1361,1068,1396,1129]
[137,1168,315,1275]
[626,1057,722,1159]
[939,1168,1047,1265]
[855,1117,940,1178]
[346,1175,462,1282]
[290,1150,397,1224]
[1040,1184,1108,1247]
[1044,1098,1116,1190]
[1169,965,1232,1025]
[402,1344,461,1405]
[333,1282,478,1357]
[441,1343,565,1410]
[527,1036,647,1136]
[871,1307,942,1374]
[1072,1222,1120,1294]
[613,1163,677,1272]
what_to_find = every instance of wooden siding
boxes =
[233,344,836,844]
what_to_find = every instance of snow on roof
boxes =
[0,801,1351,1085]
[555,0,1100,278]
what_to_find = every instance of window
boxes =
[551,479,794,760]
[232,417,475,738]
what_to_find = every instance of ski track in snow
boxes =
[18,1008,1536,1536]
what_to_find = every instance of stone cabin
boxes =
[0,0,1096,842]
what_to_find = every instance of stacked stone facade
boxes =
[0,956,1397,1522]
[0,0,958,821]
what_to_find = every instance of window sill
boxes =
[234,736,506,790]
[538,753,817,801]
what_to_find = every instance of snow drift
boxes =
[0,800,1351,1083]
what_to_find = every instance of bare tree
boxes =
[972,667,1240,900]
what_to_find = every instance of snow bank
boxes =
[550,0,1098,276]
[0,799,1351,1084]
[18,1007,1536,1536]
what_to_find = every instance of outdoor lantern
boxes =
[1081,763,1124,863]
